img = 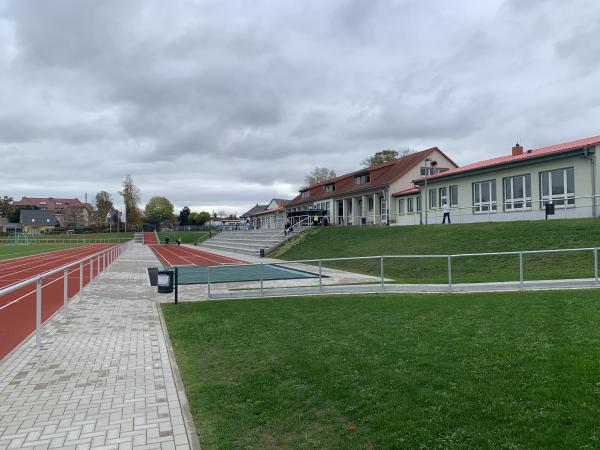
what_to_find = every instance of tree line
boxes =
[0,174,221,229]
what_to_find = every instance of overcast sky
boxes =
[1,0,599,214]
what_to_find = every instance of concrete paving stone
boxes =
[0,245,195,450]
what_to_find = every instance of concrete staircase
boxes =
[199,228,304,256]
[134,232,144,244]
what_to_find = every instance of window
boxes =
[420,167,450,176]
[323,184,335,193]
[473,180,497,213]
[439,187,448,207]
[503,174,531,210]
[301,191,309,199]
[429,189,437,209]
[407,198,414,213]
[355,173,371,184]
[368,197,374,211]
[540,168,575,207]
[450,185,458,207]
[416,196,421,212]
[399,199,405,214]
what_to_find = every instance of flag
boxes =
[121,206,126,222]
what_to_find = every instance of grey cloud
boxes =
[1,0,600,215]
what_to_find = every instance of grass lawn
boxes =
[34,232,133,242]
[271,218,600,283]
[163,290,600,449]
[157,231,211,244]
[0,244,80,261]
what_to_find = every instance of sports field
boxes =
[162,290,600,449]
[0,244,119,359]
[149,244,242,266]
[273,218,600,283]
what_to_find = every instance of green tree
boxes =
[362,148,414,167]
[144,196,174,226]
[198,211,211,225]
[0,196,13,218]
[179,206,191,225]
[93,191,114,226]
[119,174,143,227]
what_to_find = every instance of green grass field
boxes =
[163,290,600,449]
[0,244,81,261]
[271,218,600,283]
[157,231,211,244]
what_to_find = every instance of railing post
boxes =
[79,261,83,294]
[380,256,384,289]
[448,255,452,292]
[260,263,264,297]
[90,257,94,281]
[319,260,323,293]
[36,279,42,348]
[594,248,598,286]
[519,252,524,289]
[207,266,211,299]
[63,268,68,319]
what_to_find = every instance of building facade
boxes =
[286,148,458,226]
[410,135,600,225]
[13,197,93,228]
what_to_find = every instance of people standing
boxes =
[442,202,451,224]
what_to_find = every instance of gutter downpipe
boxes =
[584,146,596,217]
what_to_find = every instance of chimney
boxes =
[512,142,523,156]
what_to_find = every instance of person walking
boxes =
[442,201,451,224]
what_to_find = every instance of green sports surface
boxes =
[163,263,319,285]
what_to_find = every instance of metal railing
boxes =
[201,246,599,299]
[0,237,132,244]
[392,194,600,225]
[0,240,133,350]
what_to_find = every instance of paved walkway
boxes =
[0,244,199,450]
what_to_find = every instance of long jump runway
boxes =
[0,244,117,360]
[149,244,244,267]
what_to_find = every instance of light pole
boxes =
[423,157,432,225]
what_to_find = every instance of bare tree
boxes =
[304,167,336,186]
[362,148,415,167]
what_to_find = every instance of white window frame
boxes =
[473,180,497,213]
[503,174,532,211]
[429,189,437,209]
[450,185,458,207]
[398,198,405,214]
[540,168,575,207]
[407,198,414,213]
[439,187,448,207]
[301,191,309,199]
[355,174,371,185]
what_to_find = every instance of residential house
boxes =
[20,210,58,234]
[13,197,93,227]
[250,199,290,229]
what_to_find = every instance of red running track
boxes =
[149,244,243,267]
[0,244,118,360]
[144,232,159,244]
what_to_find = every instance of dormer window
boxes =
[323,183,335,193]
[355,173,371,184]
[301,190,310,199]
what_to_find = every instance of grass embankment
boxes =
[163,290,600,449]
[271,218,600,283]
[157,231,211,244]
[0,244,80,261]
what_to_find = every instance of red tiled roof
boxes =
[14,197,92,212]
[251,207,286,217]
[288,147,454,207]
[392,187,420,197]
[415,135,600,183]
